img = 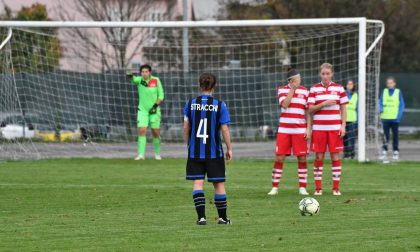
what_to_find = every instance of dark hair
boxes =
[287,68,300,80]
[346,79,357,92]
[199,73,217,91]
[140,64,152,72]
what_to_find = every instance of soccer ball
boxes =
[299,197,320,216]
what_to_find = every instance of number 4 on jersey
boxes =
[196,118,209,144]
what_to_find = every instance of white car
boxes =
[0,124,35,139]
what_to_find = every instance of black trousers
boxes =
[382,121,399,151]
[343,122,357,157]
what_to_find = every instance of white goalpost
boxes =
[0,18,384,161]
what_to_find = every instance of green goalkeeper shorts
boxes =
[137,111,161,129]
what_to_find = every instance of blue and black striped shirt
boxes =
[184,95,230,160]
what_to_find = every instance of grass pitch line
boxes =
[1,182,419,193]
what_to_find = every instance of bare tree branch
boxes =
[57,0,154,72]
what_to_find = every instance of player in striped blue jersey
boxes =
[183,73,233,225]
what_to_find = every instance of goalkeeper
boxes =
[127,64,164,160]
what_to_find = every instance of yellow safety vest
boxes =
[346,93,358,122]
[381,88,400,120]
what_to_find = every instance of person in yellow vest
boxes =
[379,76,405,161]
[343,80,357,159]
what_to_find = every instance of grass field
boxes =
[1,158,420,251]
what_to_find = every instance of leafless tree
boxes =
[56,0,176,72]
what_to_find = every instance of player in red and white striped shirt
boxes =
[268,68,311,196]
[307,63,348,196]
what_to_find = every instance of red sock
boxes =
[314,160,323,190]
[298,161,307,188]
[332,160,342,190]
[271,161,283,188]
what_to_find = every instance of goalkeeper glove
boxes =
[140,79,148,87]
[149,103,159,114]
[126,72,133,78]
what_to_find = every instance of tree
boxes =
[137,0,183,72]
[57,0,172,72]
[0,3,61,73]
[221,0,420,72]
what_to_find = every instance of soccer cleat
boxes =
[314,189,323,196]
[299,187,309,195]
[267,188,278,195]
[332,189,342,196]
[392,151,399,161]
[134,155,145,161]
[379,150,387,160]
[217,218,232,225]
[196,217,207,225]
[155,154,162,161]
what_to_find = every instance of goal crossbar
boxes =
[0,18,379,28]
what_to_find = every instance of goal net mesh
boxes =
[0,22,383,160]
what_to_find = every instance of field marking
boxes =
[0,183,419,193]
[0,183,189,189]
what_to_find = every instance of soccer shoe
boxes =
[134,155,145,161]
[299,187,309,195]
[392,151,399,161]
[217,218,232,225]
[155,154,162,161]
[314,189,323,196]
[379,150,387,160]
[333,189,342,196]
[267,188,278,195]
[196,217,207,225]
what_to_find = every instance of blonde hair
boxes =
[320,63,334,72]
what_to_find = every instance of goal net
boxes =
[0,19,384,161]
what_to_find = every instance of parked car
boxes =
[0,113,35,139]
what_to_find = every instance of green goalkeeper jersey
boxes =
[132,75,164,113]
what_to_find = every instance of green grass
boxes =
[1,158,420,251]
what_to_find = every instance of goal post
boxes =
[358,19,367,163]
[0,18,384,161]
[0,28,12,50]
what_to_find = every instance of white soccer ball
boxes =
[299,197,320,216]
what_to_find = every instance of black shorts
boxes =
[186,158,226,182]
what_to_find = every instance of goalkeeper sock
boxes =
[314,160,323,190]
[332,160,342,190]
[138,136,146,156]
[153,137,161,155]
